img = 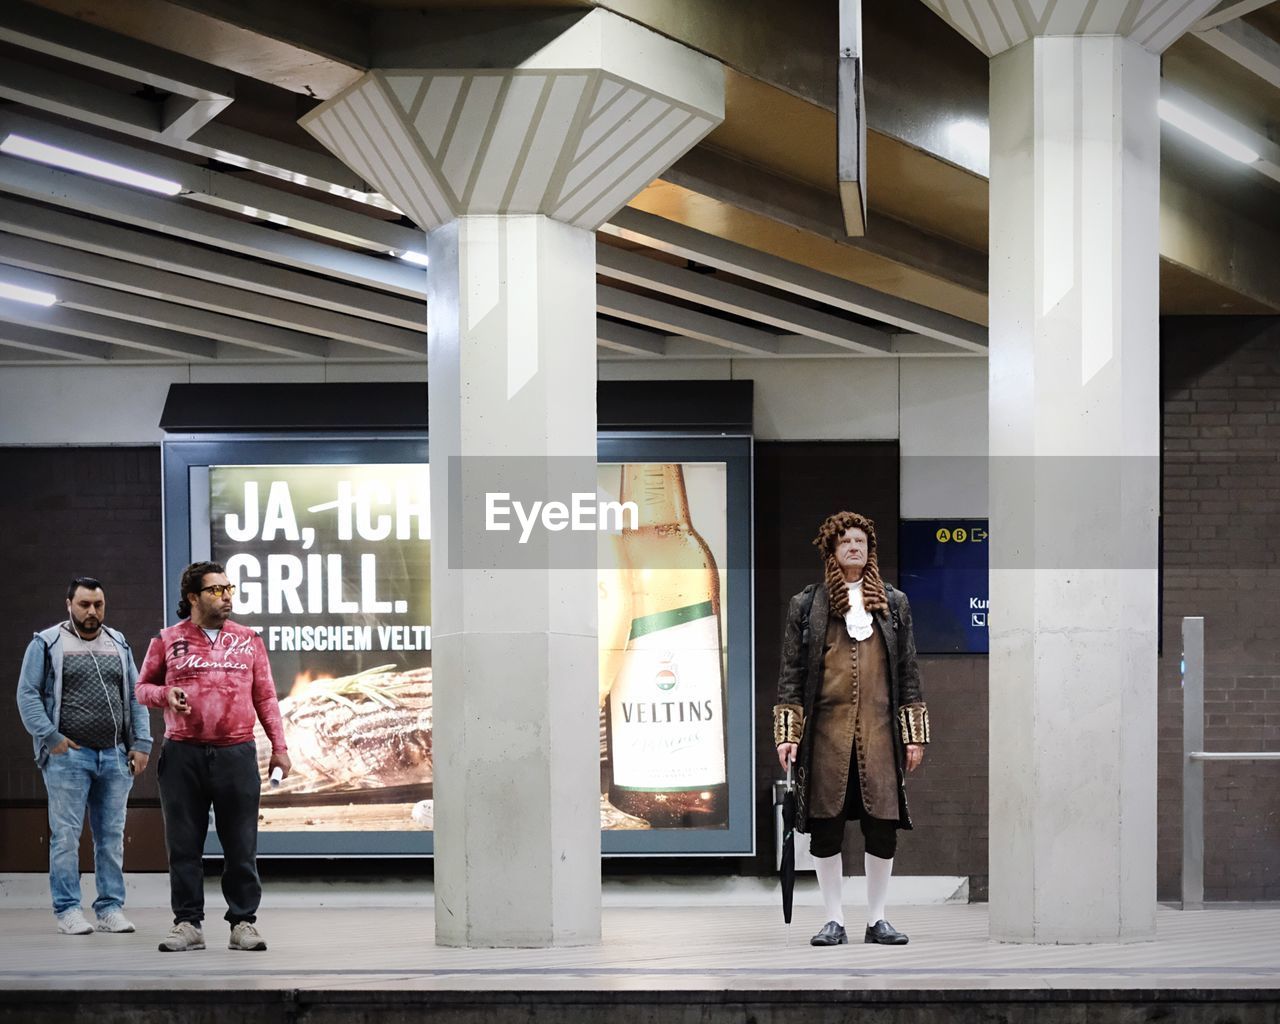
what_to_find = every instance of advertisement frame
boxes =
[161,431,754,857]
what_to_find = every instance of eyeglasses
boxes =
[199,584,236,598]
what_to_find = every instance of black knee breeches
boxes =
[803,754,899,859]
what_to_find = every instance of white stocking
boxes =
[812,854,844,926]
[865,853,893,925]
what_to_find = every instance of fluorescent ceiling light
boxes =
[0,281,57,306]
[1158,100,1259,164]
[0,134,183,195]
[398,250,430,267]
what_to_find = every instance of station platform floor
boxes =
[0,875,1277,994]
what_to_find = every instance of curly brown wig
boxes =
[812,511,888,616]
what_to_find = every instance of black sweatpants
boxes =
[157,739,262,926]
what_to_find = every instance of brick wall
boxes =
[1159,317,1280,901]
[751,442,987,886]
[1,447,166,808]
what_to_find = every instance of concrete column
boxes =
[917,0,1220,942]
[300,10,722,946]
[988,33,1161,944]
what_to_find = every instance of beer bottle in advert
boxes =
[597,477,633,711]
[607,463,728,827]
[597,485,633,797]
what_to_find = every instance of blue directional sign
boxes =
[898,519,989,655]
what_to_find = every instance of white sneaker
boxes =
[95,909,136,933]
[228,921,267,951]
[158,921,205,952]
[56,908,94,935]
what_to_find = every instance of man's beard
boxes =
[71,612,101,637]
[200,605,229,626]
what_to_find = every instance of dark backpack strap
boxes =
[884,583,902,630]
[799,583,818,646]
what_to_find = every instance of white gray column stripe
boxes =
[337,84,438,227]
[441,76,504,200]
[576,86,648,161]
[415,77,463,158]
[922,0,1219,55]
[558,96,669,205]
[570,114,709,229]
[508,75,590,210]
[353,79,450,227]
[465,76,541,212]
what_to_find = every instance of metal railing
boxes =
[1180,616,1280,909]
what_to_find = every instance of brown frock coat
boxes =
[775,581,925,834]
[808,613,899,820]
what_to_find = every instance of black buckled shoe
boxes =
[864,919,909,945]
[809,921,848,946]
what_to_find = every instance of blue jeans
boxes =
[41,745,134,916]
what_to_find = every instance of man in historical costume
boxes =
[774,511,930,946]
[137,561,291,953]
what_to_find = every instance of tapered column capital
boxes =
[920,0,1222,56]
[300,9,723,232]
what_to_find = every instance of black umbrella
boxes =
[780,761,797,933]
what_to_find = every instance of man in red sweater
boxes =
[137,561,291,953]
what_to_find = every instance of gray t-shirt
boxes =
[58,624,125,750]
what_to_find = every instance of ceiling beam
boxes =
[1193,16,1280,90]
[597,244,895,355]
[0,262,327,358]
[600,0,991,177]
[1,0,233,100]
[596,319,668,357]
[605,207,988,351]
[160,0,371,80]
[0,19,379,202]
[597,285,781,356]
[1193,0,1276,30]
[0,232,425,357]
[0,299,216,360]
[0,55,163,136]
[0,196,423,329]
[595,330,982,360]
[0,0,232,140]
[663,146,988,296]
[0,156,426,296]
[1161,174,1280,312]
[658,334,977,358]
[180,121,391,206]
[0,320,113,361]
[0,112,420,255]
[891,334,981,356]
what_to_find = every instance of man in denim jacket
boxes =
[16,576,152,935]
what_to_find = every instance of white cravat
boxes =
[844,578,873,641]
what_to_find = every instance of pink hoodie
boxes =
[136,619,287,751]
